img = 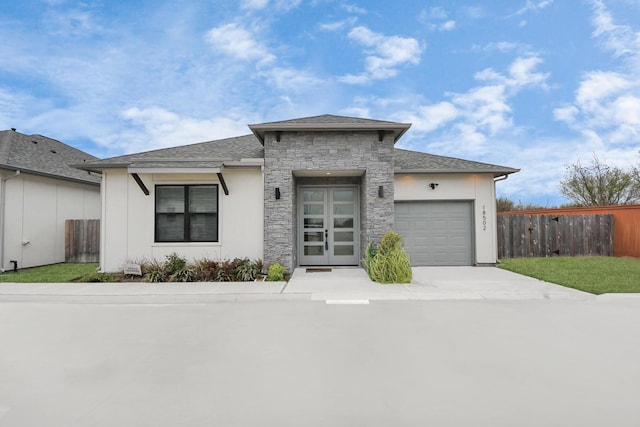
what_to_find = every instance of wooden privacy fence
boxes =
[497,214,613,259]
[65,219,100,262]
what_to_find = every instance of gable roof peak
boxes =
[248,114,411,144]
[252,114,404,126]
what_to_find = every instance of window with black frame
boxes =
[155,185,218,242]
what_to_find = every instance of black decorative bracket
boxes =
[130,173,149,196]
[217,173,229,195]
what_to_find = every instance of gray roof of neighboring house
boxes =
[394,148,519,176]
[0,129,101,185]
[76,134,264,172]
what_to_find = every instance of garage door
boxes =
[394,201,473,266]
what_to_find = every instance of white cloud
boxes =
[340,3,367,14]
[319,17,357,32]
[241,0,269,10]
[440,20,456,31]
[404,102,458,133]
[452,85,512,135]
[508,56,549,88]
[261,67,322,91]
[462,6,486,19]
[555,2,640,147]
[341,26,422,84]
[419,7,456,32]
[391,55,549,158]
[43,4,103,38]
[423,7,448,20]
[472,41,535,56]
[118,107,249,153]
[515,0,554,16]
[575,71,633,105]
[205,23,275,64]
[591,0,640,61]
[475,56,549,90]
[553,105,579,123]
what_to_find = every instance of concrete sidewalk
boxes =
[0,266,595,302]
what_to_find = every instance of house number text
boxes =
[482,205,487,231]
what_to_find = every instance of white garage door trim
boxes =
[394,201,474,266]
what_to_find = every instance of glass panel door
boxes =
[330,188,358,264]
[300,189,328,265]
[298,186,359,266]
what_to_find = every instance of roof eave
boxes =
[249,122,412,145]
[395,168,520,177]
[72,162,131,173]
[1,165,101,186]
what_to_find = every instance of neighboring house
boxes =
[0,129,101,271]
[76,115,518,273]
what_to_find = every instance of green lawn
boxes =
[498,257,640,294]
[0,263,99,283]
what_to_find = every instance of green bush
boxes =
[164,253,186,273]
[146,255,263,282]
[170,267,197,282]
[365,231,412,284]
[266,262,286,281]
[235,258,259,281]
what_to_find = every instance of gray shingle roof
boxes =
[248,114,412,144]
[0,130,100,185]
[394,148,519,176]
[76,134,264,172]
[73,121,518,177]
[252,114,404,126]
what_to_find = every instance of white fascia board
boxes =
[127,167,222,174]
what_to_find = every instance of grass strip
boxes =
[0,263,99,283]
[498,256,640,294]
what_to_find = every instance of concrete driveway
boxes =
[283,266,593,301]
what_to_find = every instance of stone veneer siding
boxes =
[263,130,395,272]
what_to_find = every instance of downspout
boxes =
[493,174,509,264]
[0,170,21,272]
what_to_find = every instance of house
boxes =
[0,129,101,271]
[75,115,518,273]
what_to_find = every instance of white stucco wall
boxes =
[100,168,264,273]
[0,172,101,270]
[394,173,498,264]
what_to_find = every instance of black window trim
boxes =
[154,184,219,243]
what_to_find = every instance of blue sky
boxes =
[1,0,639,205]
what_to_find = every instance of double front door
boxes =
[298,186,359,266]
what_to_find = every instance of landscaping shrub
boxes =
[75,271,118,283]
[266,262,286,281]
[193,259,219,281]
[164,253,186,273]
[364,231,412,284]
[142,255,263,282]
[170,267,197,282]
[235,258,259,281]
